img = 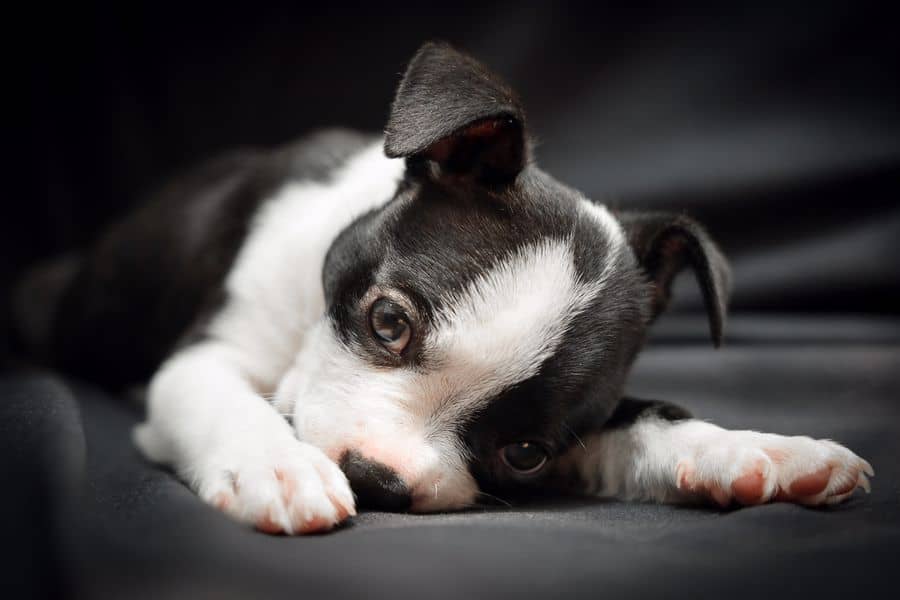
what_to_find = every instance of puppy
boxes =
[13,42,872,534]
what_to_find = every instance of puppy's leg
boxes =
[133,342,355,534]
[577,398,873,507]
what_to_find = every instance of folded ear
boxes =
[384,41,527,185]
[618,212,731,346]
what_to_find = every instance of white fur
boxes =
[579,199,626,255]
[274,319,478,512]
[135,140,404,532]
[206,140,407,388]
[423,238,609,426]
[133,341,356,533]
[574,418,873,506]
[279,237,617,511]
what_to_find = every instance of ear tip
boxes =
[416,39,455,54]
[382,134,403,158]
[709,311,727,347]
[407,40,469,72]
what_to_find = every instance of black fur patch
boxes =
[384,41,528,185]
[339,450,411,511]
[604,396,694,429]
[26,129,373,387]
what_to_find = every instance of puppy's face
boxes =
[275,43,729,511]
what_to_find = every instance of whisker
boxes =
[476,490,512,508]
[563,422,587,450]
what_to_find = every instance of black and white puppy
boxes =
[15,42,873,534]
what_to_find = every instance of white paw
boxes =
[675,433,873,507]
[194,438,356,534]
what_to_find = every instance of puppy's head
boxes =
[277,42,730,511]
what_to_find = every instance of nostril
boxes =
[339,450,412,512]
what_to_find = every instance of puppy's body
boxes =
[22,130,376,386]
[13,43,873,534]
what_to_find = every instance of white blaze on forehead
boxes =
[415,237,612,428]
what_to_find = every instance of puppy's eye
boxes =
[500,441,548,475]
[369,298,412,354]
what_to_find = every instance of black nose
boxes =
[339,450,412,512]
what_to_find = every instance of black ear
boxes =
[384,42,527,185]
[618,212,731,347]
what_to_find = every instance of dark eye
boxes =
[500,441,549,475]
[369,298,412,354]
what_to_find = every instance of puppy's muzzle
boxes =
[339,450,412,511]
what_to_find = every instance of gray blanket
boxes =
[4,315,898,600]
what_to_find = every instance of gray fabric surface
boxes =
[3,315,898,599]
[4,4,898,599]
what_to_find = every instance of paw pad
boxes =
[731,460,770,505]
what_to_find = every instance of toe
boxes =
[858,472,872,494]
[732,467,768,505]
[861,459,874,478]
[256,508,285,534]
[327,489,356,520]
[211,491,233,511]
[829,476,857,497]
[789,466,832,498]
[709,483,732,507]
[675,460,697,493]
[298,515,336,534]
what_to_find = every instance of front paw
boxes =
[195,439,356,534]
[676,434,873,508]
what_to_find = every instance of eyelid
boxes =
[360,286,417,319]
[500,439,556,456]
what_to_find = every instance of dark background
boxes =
[6,0,900,319]
[3,2,900,599]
